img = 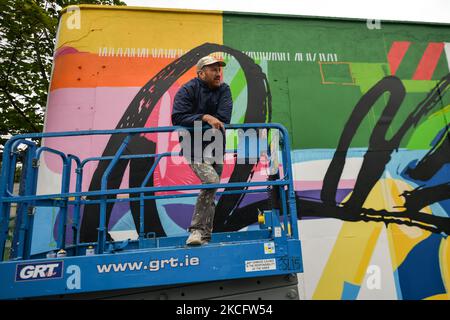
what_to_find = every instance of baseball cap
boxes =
[196,56,226,72]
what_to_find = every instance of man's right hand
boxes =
[202,114,225,131]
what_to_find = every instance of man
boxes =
[171,55,233,245]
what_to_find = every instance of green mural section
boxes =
[223,14,450,150]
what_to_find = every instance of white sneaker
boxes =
[186,230,203,246]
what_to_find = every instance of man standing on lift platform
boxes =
[171,55,233,246]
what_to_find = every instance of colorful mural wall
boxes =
[33,5,450,300]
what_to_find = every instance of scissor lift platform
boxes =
[0,124,303,299]
[0,229,302,299]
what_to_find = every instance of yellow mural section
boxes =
[438,236,450,300]
[385,179,432,272]
[312,177,436,299]
[57,5,223,53]
[312,180,387,299]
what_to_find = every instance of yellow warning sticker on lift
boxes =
[264,242,275,254]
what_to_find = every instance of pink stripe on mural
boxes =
[43,86,171,191]
[387,41,411,75]
[412,42,445,80]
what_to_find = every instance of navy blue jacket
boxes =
[172,77,233,161]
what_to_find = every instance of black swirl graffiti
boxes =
[80,43,271,242]
[216,73,450,235]
[80,43,450,242]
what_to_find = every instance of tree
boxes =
[0,0,126,159]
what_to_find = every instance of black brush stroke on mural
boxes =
[80,42,450,242]
[220,198,450,235]
[215,73,450,235]
[79,43,271,242]
[320,74,450,221]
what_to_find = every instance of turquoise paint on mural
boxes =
[110,210,136,231]
[30,207,58,255]
[341,281,361,300]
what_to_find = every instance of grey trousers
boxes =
[188,160,223,240]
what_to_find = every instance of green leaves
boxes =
[0,0,126,154]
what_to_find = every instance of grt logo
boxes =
[15,262,64,282]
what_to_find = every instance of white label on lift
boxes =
[274,227,282,238]
[245,259,277,272]
[264,242,275,254]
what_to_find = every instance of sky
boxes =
[123,0,450,24]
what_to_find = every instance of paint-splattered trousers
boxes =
[188,160,223,240]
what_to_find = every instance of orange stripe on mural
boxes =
[387,41,411,75]
[412,42,445,80]
[50,51,197,90]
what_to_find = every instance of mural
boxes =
[32,6,450,300]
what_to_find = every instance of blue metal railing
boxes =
[0,123,298,260]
